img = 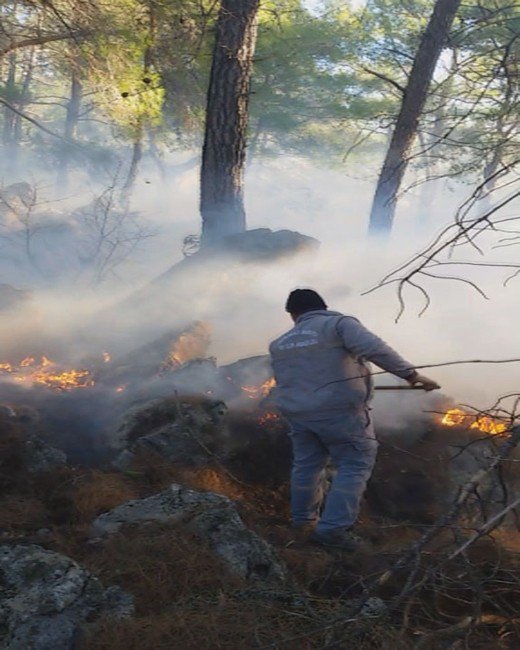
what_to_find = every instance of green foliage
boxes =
[0,0,517,181]
[77,0,165,139]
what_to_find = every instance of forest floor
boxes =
[1,415,519,649]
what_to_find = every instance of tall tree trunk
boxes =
[200,0,260,247]
[479,56,516,209]
[13,46,35,146]
[368,0,461,236]
[119,2,155,208]
[2,52,17,165]
[58,70,82,186]
[120,126,143,208]
[148,128,165,180]
[420,48,456,223]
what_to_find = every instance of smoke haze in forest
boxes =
[1,154,517,410]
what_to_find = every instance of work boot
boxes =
[309,529,364,552]
[291,521,316,534]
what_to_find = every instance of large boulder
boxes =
[0,545,133,649]
[21,433,67,474]
[215,228,320,261]
[113,396,228,470]
[0,408,67,485]
[90,484,287,586]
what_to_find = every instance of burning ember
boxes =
[441,408,507,434]
[258,411,281,426]
[241,377,276,400]
[0,355,95,391]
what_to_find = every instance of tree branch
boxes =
[360,65,405,94]
[0,32,85,58]
[0,96,79,144]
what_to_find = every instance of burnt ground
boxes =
[0,400,519,649]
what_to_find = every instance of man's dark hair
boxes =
[286,289,327,315]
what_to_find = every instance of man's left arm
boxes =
[336,316,440,391]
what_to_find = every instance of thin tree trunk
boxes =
[148,128,165,180]
[13,46,35,144]
[2,52,17,157]
[119,2,154,208]
[479,57,516,209]
[247,114,266,167]
[120,127,143,207]
[57,70,82,186]
[419,51,455,225]
[200,0,260,247]
[126,135,143,189]
[368,0,461,236]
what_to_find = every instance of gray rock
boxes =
[90,484,287,586]
[217,228,320,261]
[23,434,67,474]
[343,596,388,620]
[187,504,286,584]
[35,528,52,542]
[0,405,16,419]
[359,597,387,618]
[0,544,133,649]
[113,423,214,470]
[113,397,228,470]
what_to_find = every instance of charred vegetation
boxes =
[1,326,518,647]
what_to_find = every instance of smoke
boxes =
[1,152,518,435]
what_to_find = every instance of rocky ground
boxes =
[0,394,519,649]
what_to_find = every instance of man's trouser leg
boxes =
[295,411,378,536]
[288,423,329,526]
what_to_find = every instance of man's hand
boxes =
[407,372,440,391]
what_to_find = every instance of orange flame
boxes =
[164,322,211,370]
[258,412,280,426]
[441,408,507,434]
[241,377,276,400]
[29,368,94,390]
[2,355,95,391]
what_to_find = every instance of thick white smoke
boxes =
[1,153,518,414]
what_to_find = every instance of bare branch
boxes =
[360,65,405,94]
[0,31,86,57]
[0,96,79,144]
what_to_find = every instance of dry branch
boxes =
[364,163,520,320]
[347,425,520,621]
[0,97,79,143]
[447,495,520,561]
[0,31,84,57]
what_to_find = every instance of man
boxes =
[269,289,440,550]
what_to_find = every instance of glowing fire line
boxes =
[441,408,507,434]
[0,355,95,391]
[241,377,276,400]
